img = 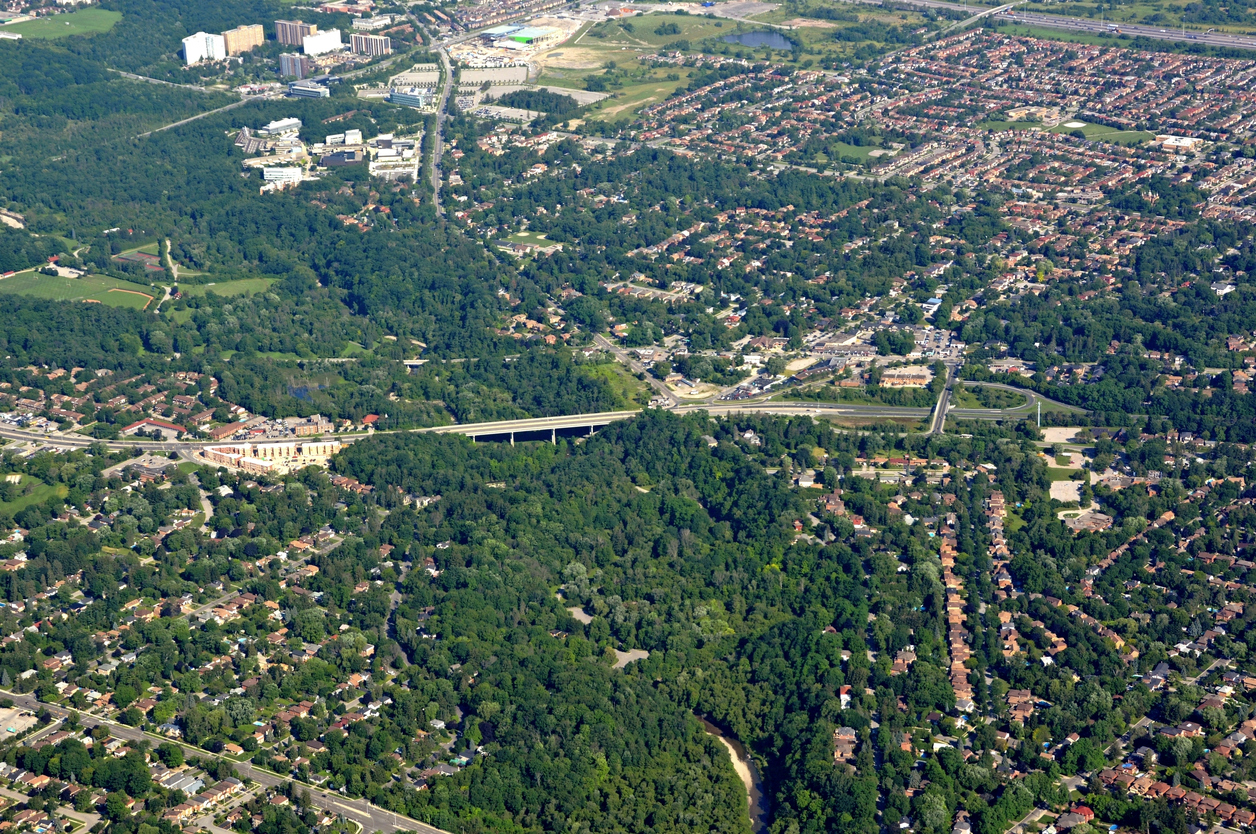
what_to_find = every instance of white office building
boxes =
[302,28,343,55]
[262,167,305,184]
[182,31,227,65]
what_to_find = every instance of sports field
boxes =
[0,272,156,309]
[6,8,121,38]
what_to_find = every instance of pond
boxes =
[721,30,797,50]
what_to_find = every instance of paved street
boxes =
[0,690,452,834]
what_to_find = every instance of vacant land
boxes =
[0,272,155,309]
[6,8,121,38]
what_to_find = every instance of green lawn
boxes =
[6,8,121,38]
[1048,121,1153,146]
[0,476,69,514]
[0,272,156,309]
[953,385,1029,409]
[506,231,553,244]
[179,278,276,297]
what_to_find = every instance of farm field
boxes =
[0,272,156,309]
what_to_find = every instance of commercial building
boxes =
[257,117,303,136]
[223,24,264,55]
[302,28,343,55]
[388,88,433,109]
[262,167,305,185]
[289,81,330,98]
[351,15,392,29]
[202,440,342,474]
[279,52,313,79]
[350,32,391,56]
[275,19,317,46]
[479,24,561,49]
[182,31,227,65]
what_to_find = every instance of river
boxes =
[700,717,768,833]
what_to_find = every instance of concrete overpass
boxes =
[1,394,1056,457]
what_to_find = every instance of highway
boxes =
[0,388,1063,454]
[840,0,1256,50]
[994,9,1256,49]
[0,689,452,834]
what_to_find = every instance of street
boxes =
[0,690,453,834]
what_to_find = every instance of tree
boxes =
[156,742,184,768]
[104,793,131,822]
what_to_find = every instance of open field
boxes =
[179,278,276,297]
[588,71,695,122]
[5,8,120,38]
[0,272,155,309]
[1047,121,1154,145]
[582,362,652,407]
[0,476,69,514]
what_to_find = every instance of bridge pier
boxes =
[510,432,514,446]
[551,428,556,444]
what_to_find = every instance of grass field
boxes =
[0,476,69,515]
[506,231,553,245]
[1048,120,1153,145]
[179,278,276,297]
[0,272,156,309]
[6,8,121,38]
[589,72,694,122]
[582,362,651,407]
[952,385,1029,409]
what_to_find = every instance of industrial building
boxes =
[302,28,343,55]
[279,53,313,79]
[350,32,391,56]
[223,24,264,55]
[275,19,317,46]
[182,31,226,65]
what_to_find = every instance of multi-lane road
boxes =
[0,689,452,834]
[841,0,1256,49]
[0,382,1075,454]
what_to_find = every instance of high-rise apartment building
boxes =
[279,53,313,79]
[182,32,227,65]
[301,28,342,55]
[349,32,391,56]
[275,19,317,46]
[223,24,264,55]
